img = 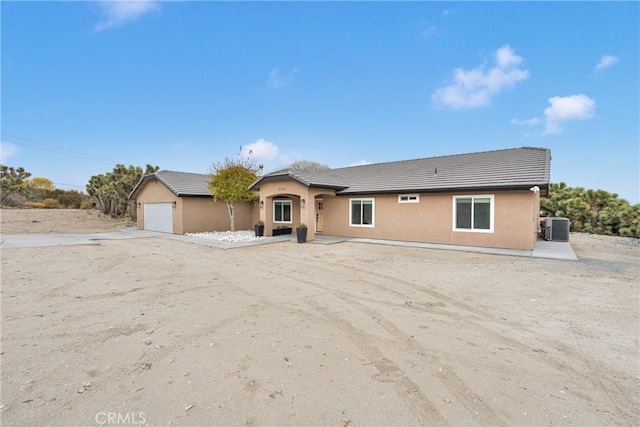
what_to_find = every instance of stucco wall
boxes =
[181,197,255,234]
[255,179,334,239]
[322,191,539,250]
[134,179,255,234]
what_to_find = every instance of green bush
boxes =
[541,183,639,238]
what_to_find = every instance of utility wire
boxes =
[2,133,121,165]
[52,182,86,189]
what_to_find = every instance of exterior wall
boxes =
[134,180,255,234]
[180,197,254,234]
[255,179,333,240]
[323,190,539,250]
[134,181,181,232]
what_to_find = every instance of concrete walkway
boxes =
[0,228,289,250]
[347,237,578,261]
[0,228,578,260]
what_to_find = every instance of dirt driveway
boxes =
[1,209,638,426]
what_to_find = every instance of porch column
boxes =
[263,195,273,236]
[299,192,315,241]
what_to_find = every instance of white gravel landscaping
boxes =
[185,230,269,243]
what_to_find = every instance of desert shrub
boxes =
[80,198,95,210]
[42,198,58,209]
[24,202,45,209]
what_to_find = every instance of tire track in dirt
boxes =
[336,261,640,423]
[249,247,637,424]
[304,299,449,425]
[243,250,505,425]
[570,330,639,424]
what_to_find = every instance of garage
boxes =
[143,203,173,233]
[130,170,256,234]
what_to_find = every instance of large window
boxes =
[350,198,374,227]
[273,200,292,223]
[454,195,493,232]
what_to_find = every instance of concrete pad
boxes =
[350,237,578,261]
[532,240,578,260]
[0,233,100,248]
[0,228,164,248]
[309,235,352,245]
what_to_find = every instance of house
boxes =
[129,170,256,234]
[249,147,551,250]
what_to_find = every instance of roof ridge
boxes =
[157,169,209,176]
[333,146,548,171]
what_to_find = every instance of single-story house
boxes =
[249,147,551,250]
[129,170,257,234]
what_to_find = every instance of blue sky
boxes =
[2,1,638,203]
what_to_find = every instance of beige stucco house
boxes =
[130,147,551,251]
[249,147,551,250]
[129,170,256,234]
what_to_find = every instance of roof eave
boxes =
[336,183,550,196]
[128,173,180,200]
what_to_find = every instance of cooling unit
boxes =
[545,217,570,242]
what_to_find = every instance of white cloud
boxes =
[510,117,540,127]
[432,45,529,109]
[0,141,18,163]
[94,0,160,32]
[241,138,279,161]
[595,54,619,71]
[267,67,299,89]
[543,94,596,135]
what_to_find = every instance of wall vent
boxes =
[545,217,570,242]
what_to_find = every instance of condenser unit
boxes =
[545,217,570,242]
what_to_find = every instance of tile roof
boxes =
[129,170,211,198]
[251,147,551,195]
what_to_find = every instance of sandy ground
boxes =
[1,209,638,426]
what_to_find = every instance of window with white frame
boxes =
[398,194,419,203]
[350,198,374,227]
[273,200,292,223]
[453,195,494,232]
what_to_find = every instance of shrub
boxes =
[80,198,95,210]
[42,198,58,209]
[24,202,45,209]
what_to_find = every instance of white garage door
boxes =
[143,203,173,233]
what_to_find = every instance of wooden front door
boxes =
[315,199,324,233]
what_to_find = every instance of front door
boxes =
[315,199,324,233]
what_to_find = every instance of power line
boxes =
[1,133,121,165]
[52,182,86,189]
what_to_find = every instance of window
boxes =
[453,195,493,232]
[350,198,374,227]
[273,200,292,223]
[398,194,419,203]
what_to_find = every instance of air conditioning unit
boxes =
[545,217,570,242]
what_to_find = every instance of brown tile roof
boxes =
[251,147,551,195]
